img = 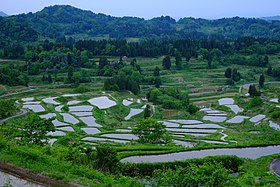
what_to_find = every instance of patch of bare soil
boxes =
[0,161,81,187]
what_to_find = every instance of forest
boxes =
[1,36,280,88]
[1,5,280,48]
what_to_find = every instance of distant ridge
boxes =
[1,5,280,42]
[0,11,8,17]
[261,16,280,21]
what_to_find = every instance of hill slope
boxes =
[1,5,280,42]
[0,16,38,46]
[27,5,280,40]
[261,16,280,21]
[0,11,8,17]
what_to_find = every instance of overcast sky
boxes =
[1,0,279,19]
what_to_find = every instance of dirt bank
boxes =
[0,161,82,187]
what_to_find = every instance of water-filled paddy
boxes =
[24,101,41,105]
[82,137,129,144]
[23,105,45,113]
[46,131,66,136]
[166,128,217,133]
[122,99,133,106]
[160,121,180,128]
[202,116,227,122]
[55,105,63,112]
[67,100,82,105]
[201,140,229,145]
[69,105,93,112]
[182,123,225,129]
[269,121,280,131]
[101,133,139,140]
[219,98,234,105]
[270,98,279,103]
[52,119,69,127]
[61,113,79,124]
[226,115,249,123]
[80,116,102,127]
[173,140,196,147]
[71,112,92,117]
[42,97,60,105]
[88,96,117,109]
[168,120,203,124]
[40,113,56,119]
[124,108,143,120]
[249,114,266,123]
[57,126,75,132]
[22,97,34,102]
[224,104,243,114]
[121,145,280,163]
[62,94,81,97]
[81,128,101,135]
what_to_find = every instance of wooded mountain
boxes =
[0,16,38,47]
[261,16,280,22]
[1,5,280,44]
[0,11,8,17]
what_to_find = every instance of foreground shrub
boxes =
[153,162,237,187]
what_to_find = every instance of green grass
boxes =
[238,154,280,186]
[0,135,140,187]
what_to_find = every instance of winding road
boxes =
[0,109,28,124]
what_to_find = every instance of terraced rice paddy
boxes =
[18,94,280,161]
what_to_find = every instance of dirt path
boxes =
[0,109,28,124]
[0,161,80,187]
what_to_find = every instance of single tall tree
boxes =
[206,51,212,68]
[248,84,260,96]
[67,66,74,83]
[162,56,171,70]
[267,65,273,75]
[154,77,161,88]
[132,118,170,144]
[153,66,160,77]
[224,68,232,79]
[175,51,182,67]
[21,114,55,145]
[99,57,108,69]
[48,74,52,83]
[259,74,265,88]
[144,104,152,119]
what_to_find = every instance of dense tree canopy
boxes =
[21,114,55,145]
[147,88,190,109]
[2,5,280,42]
[0,99,16,119]
[132,118,170,144]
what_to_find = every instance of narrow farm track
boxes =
[0,109,28,124]
[239,81,280,93]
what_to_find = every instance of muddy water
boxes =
[0,170,43,187]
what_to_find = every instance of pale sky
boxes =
[1,0,279,19]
